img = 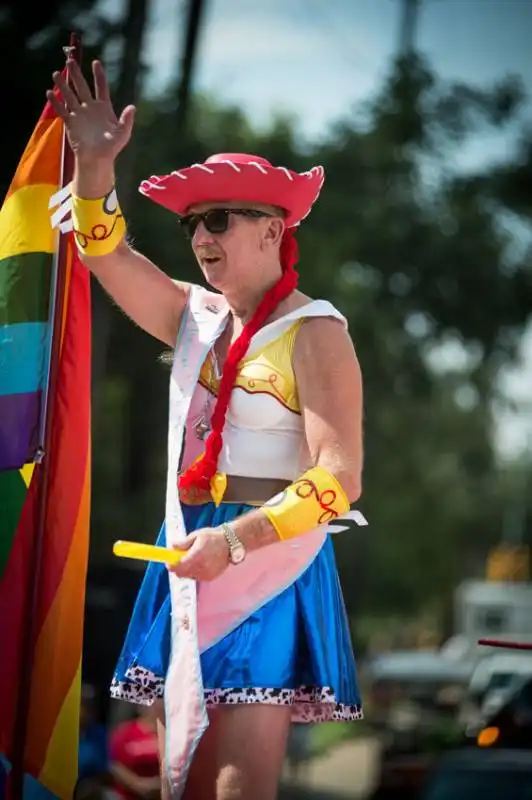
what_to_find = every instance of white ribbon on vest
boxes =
[163,285,367,797]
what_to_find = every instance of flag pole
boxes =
[8,32,82,800]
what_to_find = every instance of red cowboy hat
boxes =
[138,153,325,229]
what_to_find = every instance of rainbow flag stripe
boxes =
[0,103,63,471]
[0,95,91,800]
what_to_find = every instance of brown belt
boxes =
[223,475,289,504]
[180,475,289,506]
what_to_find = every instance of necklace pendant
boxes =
[195,418,210,441]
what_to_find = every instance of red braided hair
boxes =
[178,228,299,496]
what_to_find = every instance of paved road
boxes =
[281,738,381,800]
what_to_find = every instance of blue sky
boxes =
[103,0,532,138]
[99,0,532,457]
[140,0,532,159]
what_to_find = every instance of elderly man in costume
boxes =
[48,60,365,800]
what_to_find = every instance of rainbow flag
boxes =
[0,101,63,470]
[0,91,91,799]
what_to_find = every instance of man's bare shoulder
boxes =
[291,289,314,308]
[295,314,356,361]
[293,309,360,386]
[275,290,355,359]
[269,289,314,321]
[171,278,193,293]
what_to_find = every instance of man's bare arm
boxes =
[73,159,189,348]
[292,316,363,501]
[82,241,189,348]
[231,315,363,551]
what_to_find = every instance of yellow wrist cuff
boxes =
[262,466,350,541]
[72,189,126,257]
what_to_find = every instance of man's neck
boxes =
[224,269,283,326]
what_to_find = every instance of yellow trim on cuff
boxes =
[262,466,349,541]
[72,189,126,257]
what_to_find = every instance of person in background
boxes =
[77,684,109,795]
[108,706,160,800]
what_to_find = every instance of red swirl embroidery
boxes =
[295,478,339,524]
[74,214,124,249]
[244,370,284,402]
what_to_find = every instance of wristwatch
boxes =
[221,522,246,565]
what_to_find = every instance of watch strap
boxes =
[221,522,244,561]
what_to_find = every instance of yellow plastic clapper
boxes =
[113,540,184,565]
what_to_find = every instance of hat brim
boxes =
[139,160,325,228]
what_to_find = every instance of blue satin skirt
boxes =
[111,502,363,722]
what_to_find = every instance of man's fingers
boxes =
[178,548,197,565]
[92,60,110,103]
[169,560,196,578]
[52,71,80,111]
[66,58,93,104]
[119,105,136,137]
[46,90,69,121]
[168,539,197,572]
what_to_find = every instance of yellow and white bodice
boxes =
[182,301,346,481]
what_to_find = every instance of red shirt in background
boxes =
[109,719,160,800]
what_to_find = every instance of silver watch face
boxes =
[230,543,246,564]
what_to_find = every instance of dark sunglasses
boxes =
[178,208,273,239]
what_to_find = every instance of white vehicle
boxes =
[441,580,532,665]
[469,652,532,701]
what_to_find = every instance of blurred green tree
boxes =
[0,0,122,197]
[3,2,530,621]
[101,54,530,616]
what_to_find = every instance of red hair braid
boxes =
[178,228,299,496]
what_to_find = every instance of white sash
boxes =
[164,285,228,796]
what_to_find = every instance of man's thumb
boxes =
[173,536,195,552]
[119,104,136,136]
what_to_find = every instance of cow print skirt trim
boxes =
[110,665,363,723]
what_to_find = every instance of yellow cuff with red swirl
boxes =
[261,466,349,541]
[71,189,126,257]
